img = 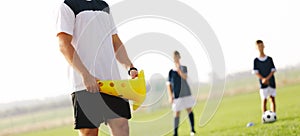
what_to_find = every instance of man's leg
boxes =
[174,111,180,136]
[261,98,267,113]
[72,91,103,136]
[269,96,276,113]
[260,88,268,113]
[79,128,98,136]
[107,118,129,136]
[186,108,195,134]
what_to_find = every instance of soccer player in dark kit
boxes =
[253,40,277,123]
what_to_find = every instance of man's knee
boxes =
[186,108,192,113]
[174,111,180,117]
[270,96,275,99]
[118,120,129,131]
[108,118,129,132]
[261,99,267,104]
[269,96,275,101]
[79,128,98,136]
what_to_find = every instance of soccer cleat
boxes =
[190,130,196,136]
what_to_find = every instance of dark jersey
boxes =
[168,66,192,99]
[253,56,276,89]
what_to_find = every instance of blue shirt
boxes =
[253,56,276,89]
[168,66,192,98]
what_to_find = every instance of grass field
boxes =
[15,83,300,136]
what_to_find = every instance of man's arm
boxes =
[112,34,137,78]
[175,63,187,80]
[265,71,275,80]
[255,73,264,80]
[166,83,173,104]
[266,57,276,81]
[253,59,269,84]
[177,69,187,80]
[57,32,99,93]
[255,71,275,85]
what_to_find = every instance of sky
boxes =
[0,0,299,103]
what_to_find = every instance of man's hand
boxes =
[82,73,100,93]
[262,78,269,85]
[169,97,174,104]
[175,62,180,71]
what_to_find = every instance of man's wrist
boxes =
[80,69,91,78]
[128,67,138,75]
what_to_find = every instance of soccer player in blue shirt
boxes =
[253,40,277,119]
[167,51,196,136]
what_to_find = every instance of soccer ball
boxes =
[262,110,277,123]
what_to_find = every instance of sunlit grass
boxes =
[15,84,300,136]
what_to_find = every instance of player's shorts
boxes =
[172,95,196,112]
[71,90,131,129]
[260,87,276,100]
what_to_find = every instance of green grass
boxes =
[15,84,300,136]
[14,125,77,136]
[178,83,300,136]
[0,107,72,132]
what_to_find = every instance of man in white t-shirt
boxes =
[56,0,138,135]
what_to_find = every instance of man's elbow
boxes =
[59,44,75,60]
[182,74,188,80]
[59,43,69,54]
[57,33,73,54]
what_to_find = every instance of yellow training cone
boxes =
[97,70,146,110]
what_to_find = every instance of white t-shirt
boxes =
[56,0,121,92]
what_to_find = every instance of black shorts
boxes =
[71,90,131,129]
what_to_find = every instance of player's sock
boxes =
[174,117,179,136]
[188,112,195,133]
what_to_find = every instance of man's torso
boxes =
[57,0,120,91]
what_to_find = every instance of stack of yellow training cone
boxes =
[97,70,146,110]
